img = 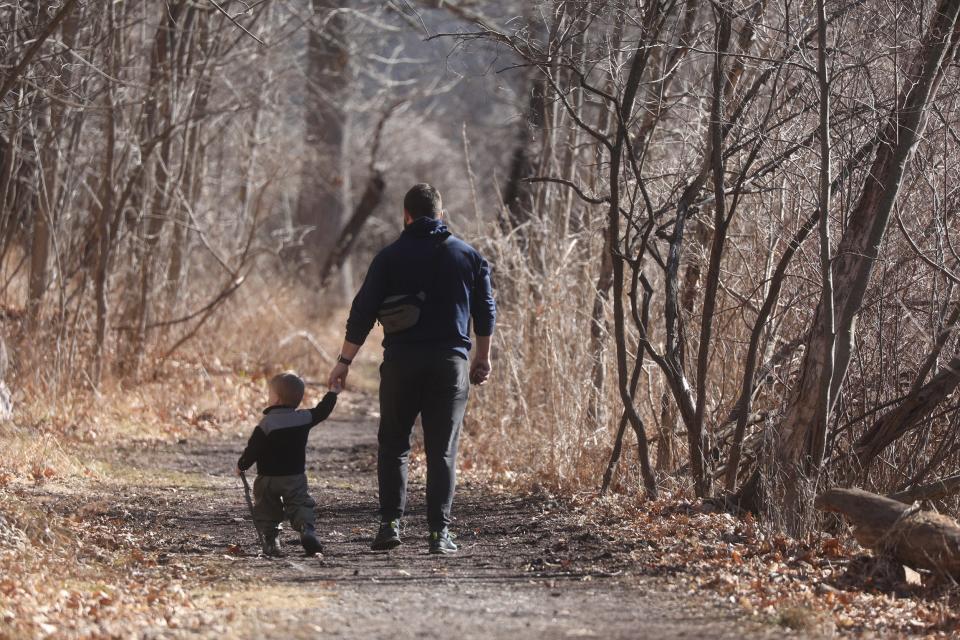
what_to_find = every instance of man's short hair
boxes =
[403,183,443,220]
[270,372,305,407]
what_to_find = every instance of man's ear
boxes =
[403,208,413,225]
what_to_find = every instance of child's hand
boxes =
[330,380,344,394]
[235,466,242,477]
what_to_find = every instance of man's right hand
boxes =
[470,358,491,385]
[328,362,349,391]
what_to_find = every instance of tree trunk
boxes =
[319,171,385,288]
[606,6,661,499]
[775,0,960,531]
[27,177,50,327]
[656,390,677,472]
[587,229,614,426]
[25,3,80,328]
[295,0,351,296]
[854,355,960,468]
[126,2,185,376]
[688,5,733,499]
[166,15,213,315]
[93,3,121,386]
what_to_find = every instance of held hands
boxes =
[328,362,349,393]
[470,357,491,386]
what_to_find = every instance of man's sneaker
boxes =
[261,532,283,557]
[370,519,402,551]
[300,525,323,556]
[428,528,457,554]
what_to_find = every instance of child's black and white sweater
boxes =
[237,392,337,476]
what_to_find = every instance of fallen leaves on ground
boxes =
[553,492,960,637]
[0,488,235,638]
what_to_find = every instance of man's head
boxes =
[268,372,305,408]
[403,183,443,225]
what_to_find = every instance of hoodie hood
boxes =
[402,216,449,238]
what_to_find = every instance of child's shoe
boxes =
[300,524,323,556]
[261,532,283,557]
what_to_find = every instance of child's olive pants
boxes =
[252,473,316,536]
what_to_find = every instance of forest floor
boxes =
[1,388,792,640]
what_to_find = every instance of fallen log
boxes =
[815,488,960,576]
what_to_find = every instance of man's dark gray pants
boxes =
[378,347,469,531]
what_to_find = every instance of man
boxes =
[327,183,496,554]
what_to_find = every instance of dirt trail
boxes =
[98,396,784,639]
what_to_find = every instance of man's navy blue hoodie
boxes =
[345,217,496,359]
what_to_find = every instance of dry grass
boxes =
[4,277,383,477]
[461,222,659,496]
